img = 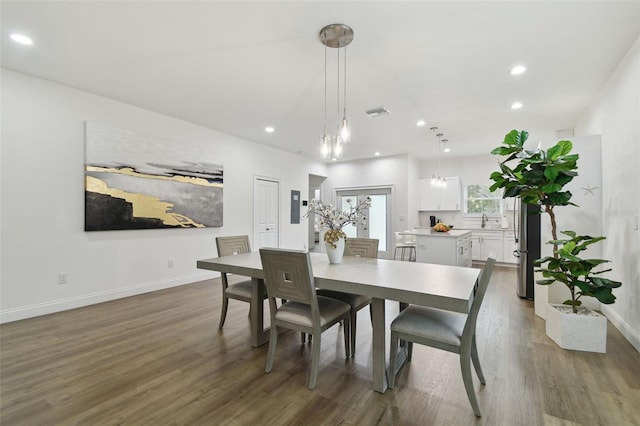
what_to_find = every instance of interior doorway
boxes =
[253,176,279,249]
[308,174,326,251]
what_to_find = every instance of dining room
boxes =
[1,1,639,424]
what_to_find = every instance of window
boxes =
[464,184,502,215]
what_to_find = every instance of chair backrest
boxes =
[394,232,403,245]
[344,238,379,258]
[216,235,251,257]
[462,255,496,337]
[403,230,417,244]
[394,232,414,246]
[259,248,317,305]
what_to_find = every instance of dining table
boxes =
[197,251,481,393]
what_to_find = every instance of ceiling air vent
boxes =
[364,107,391,118]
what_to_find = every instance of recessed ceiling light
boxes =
[374,152,381,156]
[416,120,426,127]
[9,33,33,46]
[510,65,526,75]
[265,126,275,133]
[511,102,523,110]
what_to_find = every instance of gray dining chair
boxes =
[259,248,351,389]
[215,235,264,329]
[316,237,378,356]
[388,255,496,417]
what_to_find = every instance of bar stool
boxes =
[393,231,416,261]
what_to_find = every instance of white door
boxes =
[254,177,279,249]
[336,188,392,258]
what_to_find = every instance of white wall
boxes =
[0,69,327,322]
[574,36,640,351]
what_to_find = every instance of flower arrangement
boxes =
[306,196,372,248]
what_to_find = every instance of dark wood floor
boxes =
[1,266,639,425]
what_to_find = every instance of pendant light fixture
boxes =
[430,127,447,188]
[442,138,450,153]
[319,23,353,160]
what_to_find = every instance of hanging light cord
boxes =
[337,45,341,125]
[343,43,347,116]
[323,41,328,136]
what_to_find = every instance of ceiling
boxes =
[2,1,639,162]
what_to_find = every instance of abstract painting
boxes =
[84,122,223,231]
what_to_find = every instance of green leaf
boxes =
[590,277,622,289]
[489,171,504,180]
[504,186,521,198]
[504,130,528,147]
[547,140,573,160]
[542,183,562,193]
[562,300,582,306]
[591,288,617,304]
[557,140,573,156]
[536,279,556,285]
[544,167,559,182]
[546,191,572,205]
[491,146,520,156]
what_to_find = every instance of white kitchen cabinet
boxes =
[419,177,461,211]
[471,230,503,262]
[502,230,518,264]
[413,230,472,267]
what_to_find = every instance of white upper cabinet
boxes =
[419,177,461,211]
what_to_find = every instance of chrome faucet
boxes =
[481,213,488,228]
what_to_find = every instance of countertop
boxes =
[401,229,472,238]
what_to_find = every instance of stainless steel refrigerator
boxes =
[513,199,541,299]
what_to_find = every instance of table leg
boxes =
[250,277,270,347]
[371,297,388,393]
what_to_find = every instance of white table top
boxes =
[197,251,481,313]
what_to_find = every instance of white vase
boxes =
[325,237,345,264]
[545,303,607,353]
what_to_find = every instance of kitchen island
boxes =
[401,229,472,267]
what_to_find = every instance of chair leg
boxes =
[460,348,482,417]
[471,335,486,384]
[265,324,278,373]
[350,308,357,357]
[343,314,351,358]
[407,341,413,361]
[301,332,306,344]
[389,331,398,388]
[309,333,321,389]
[218,296,229,329]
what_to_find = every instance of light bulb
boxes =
[339,118,350,143]
[321,135,331,159]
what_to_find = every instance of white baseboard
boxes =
[0,272,216,324]
[601,305,640,352]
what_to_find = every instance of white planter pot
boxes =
[545,303,607,353]
[325,237,345,264]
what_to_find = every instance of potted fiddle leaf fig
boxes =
[535,232,621,353]
[489,130,622,352]
[535,231,621,313]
